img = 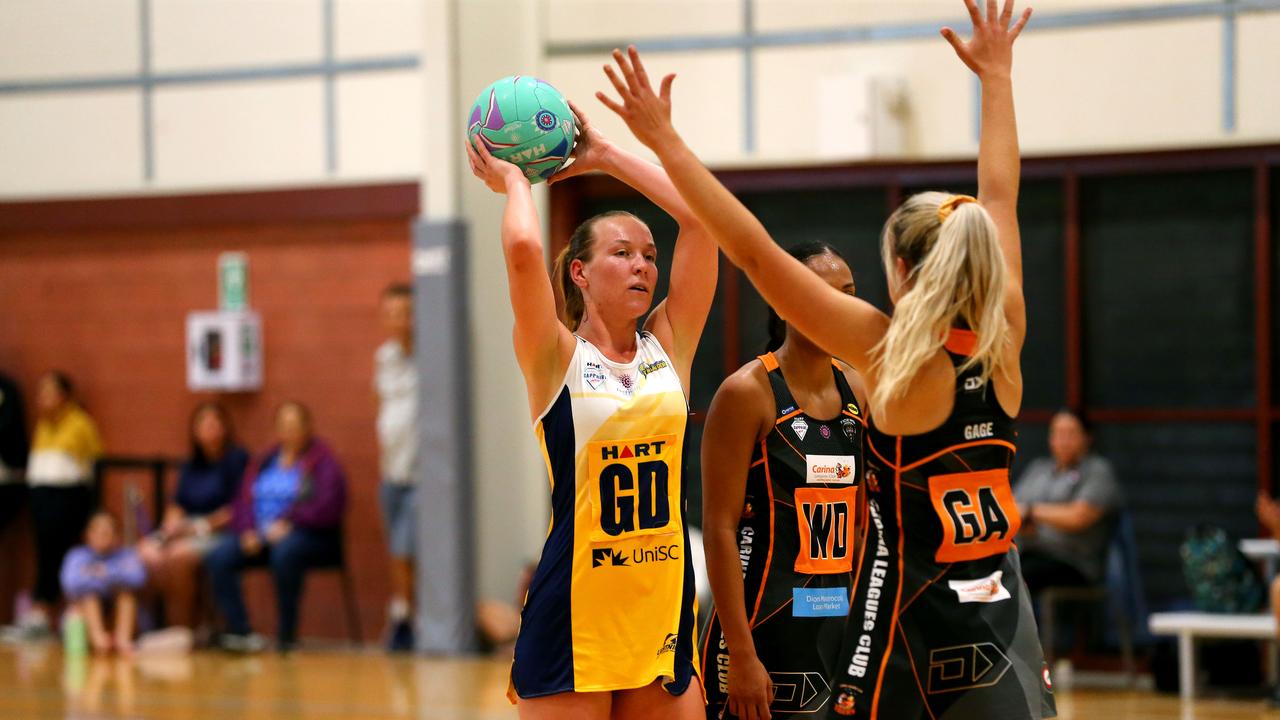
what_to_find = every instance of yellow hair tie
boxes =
[937,195,978,223]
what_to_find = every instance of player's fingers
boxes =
[1010,6,1032,38]
[985,0,998,24]
[963,0,982,26]
[941,27,966,54]
[659,73,676,102]
[628,45,652,90]
[567,98,591,129]
[612,47,641,95]
[603,64,630,101]
[595,90,626,117]
[1000,0,1014,26]
[471,134,496,163]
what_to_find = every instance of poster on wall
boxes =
[186,311,262,392]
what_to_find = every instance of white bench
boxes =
[1148,612,1276,700]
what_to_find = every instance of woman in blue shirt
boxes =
[138,402,247,630]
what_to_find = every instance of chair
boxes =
[1038,510,1147,684]
[240,530,364,647]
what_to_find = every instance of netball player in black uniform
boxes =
[594,1,1050,716]
[700,243,867,720]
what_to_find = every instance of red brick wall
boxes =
[0,185,417,642]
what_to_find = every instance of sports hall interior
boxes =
[1,0,1279,718]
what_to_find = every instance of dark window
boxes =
[1082,170,1254,409]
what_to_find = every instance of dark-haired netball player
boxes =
[593,0,1052,715]
[700,242,867,720]
[466,100,715,719]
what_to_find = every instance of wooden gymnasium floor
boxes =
[0,645,1278,720]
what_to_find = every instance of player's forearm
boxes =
[977,73,1020,210]
[704,524,759,659]
[598,145,697,227]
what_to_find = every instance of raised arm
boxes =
[942,0,1032,338]
[466,137,576,418]
[595,48,887,373]
[551,101,717,382]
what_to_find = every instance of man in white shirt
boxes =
[375,284,418,651]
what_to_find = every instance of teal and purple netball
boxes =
[467,75,577,184]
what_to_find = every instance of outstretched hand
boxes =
[465,134,528,194]
[941,0,1032,78]
[595,46,679,152]
[547,100,614,185]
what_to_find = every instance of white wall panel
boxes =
[153,79,325,186]
[0,90,142,197]
[1014,19,1221,153]
[1237,13,1280,141]
[0,0,138,81]
[336,71,422,178]
[547,50,744,163]
[546,0,741,43]
[152,0,322,72]
[755,40,969,161]
[335,0,422,59]
[756,0,1210,33]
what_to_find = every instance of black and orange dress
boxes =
[701,352,865,718]
[826,329,1056,720]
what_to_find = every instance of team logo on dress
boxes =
[583,361,605,389]
[639,359,668,377]
[591,548,628,567]
[1043,664,1054,690]
[846,402,860,416]
[617,373,634,390]
[865,469,880,494]
[806,455,856,485]
[657,632,678,657]
[947,570,1011,604]
[832,684,860,716]
[535,109,557,130]
[841,418,857,442]
[819,425,832,439]
[791,417,809,441]
[964,376,985,392]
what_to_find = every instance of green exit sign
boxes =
[218,252,249,311]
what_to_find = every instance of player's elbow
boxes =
[505,237,545,273]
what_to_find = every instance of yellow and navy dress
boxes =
[511,331,699,699]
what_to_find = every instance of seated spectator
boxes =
[138,402,248,630]
[61,511,147,655]
[207,401,347,653]
[9,371,102,640]
[1014,409,1123,594]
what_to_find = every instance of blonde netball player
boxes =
[465,101,715,719]
[595,0,1053,716]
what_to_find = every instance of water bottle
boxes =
[62,611,87,658]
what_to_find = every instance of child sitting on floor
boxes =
[60,510,146,655]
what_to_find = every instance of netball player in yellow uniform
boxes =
[466,99,716,719]
[597,2,1052,715]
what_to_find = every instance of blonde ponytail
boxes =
[870,191,1008,413]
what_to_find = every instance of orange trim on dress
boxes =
[944,328,978,356]
[898,439,1017,473]
[871,437,908,719]
[748,438,775,626]
[759,352,780,372]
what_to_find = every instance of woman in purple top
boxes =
[139,402,248,630]
[61,511,147,655]
[207,400,347,652]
